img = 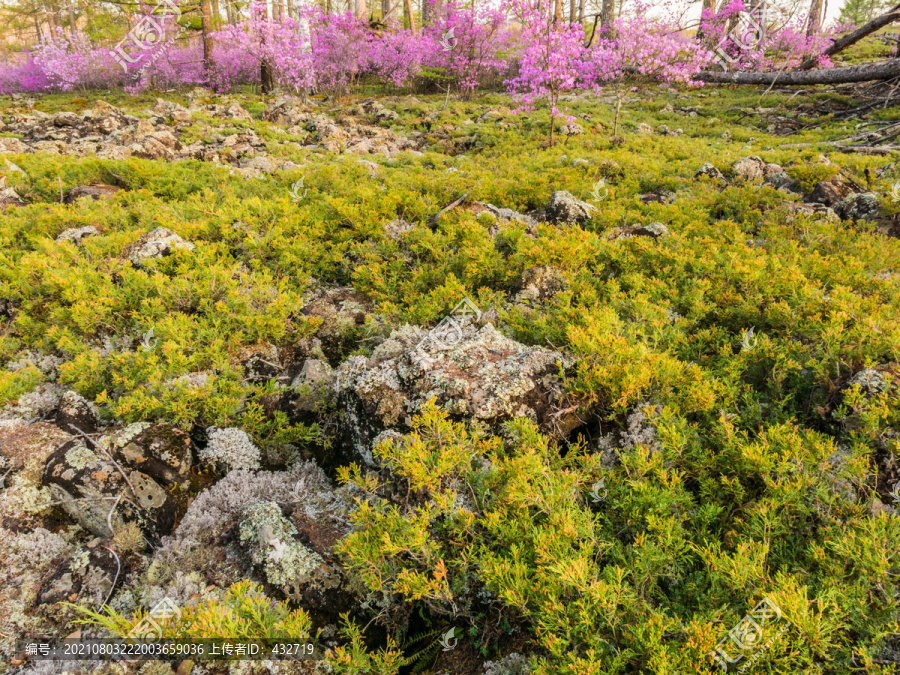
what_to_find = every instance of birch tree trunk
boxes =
[806,0,824,35]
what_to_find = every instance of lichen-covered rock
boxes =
[513,266,569,303]
[0,181,25,211]
[808,178,853,206]
[296,286,374,364]
[62,184,121,204]
[607,222,670,241]
[639,190,677,205]
[2,383,65,421]
[731,156,766,181]
[636,123,654,134]
[147,465,359,616]
[127,227,195,267]
[35,543,120,609]
[42,438,177,541]
[0,137,31,154]
[55,225,99,244]
[56,390,100,434]
[0,419,72,523]
[240,343,283,382]
[783,202,839,223]
[238,501,344,609]
[540,190,595,225]
[288,359,335,414]
[103,422,193,487]
[694,162,725,180]
[331,321,578,468]
[472,202,537,227]
[764,172,799,193]
[835,192,880,222]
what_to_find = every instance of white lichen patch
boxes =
[238,502,325,589]
[201,427,261,472]
[64,442,99,471]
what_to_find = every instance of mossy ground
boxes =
[1,77,899,674]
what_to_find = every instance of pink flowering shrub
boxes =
[212,3,314,92]
[699,0,846,71]
[503,0,587,140]
[0,0,850,97]
[33,29,127,91]
[421,0,512,94]
[0,54,51,94]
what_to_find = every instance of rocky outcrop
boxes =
[146,465,359,616]
[807,178,854,206]
[56,390,100,434]
[104,422,193,488]
[835,192,880,222]
[127,227,195,267]
[330,320,578,469]
[62,184,121,204]
[537,190,595,225]
[0,184,25,211]
[694,163,726,180]
[55,225,99,244]
[42,438,178,541]
[731,156,766,181]
[607,222,670,240]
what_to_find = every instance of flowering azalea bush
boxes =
[0,0,849,97]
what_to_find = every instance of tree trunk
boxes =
[225,0,234,24]
[46,9,57,38]
[211,0,220,27]
[404,0,416,32]
[697,0,715,40]
[34,14,43,44]
[357,0,367,19]
[67,0,76,33]
[578,0,585,22]
[693,58,900,84]
[798,3,900,68]
[554,0,563,22]
[261,60,274,93]
[382,0,390,20]
[600,0,615,34]
[201,0,214,77]
[569,0,576,22]
[422,0,429,25]
[806,0,824,35]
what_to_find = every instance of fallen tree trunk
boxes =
[797,3,900,70]
[693,58,900,85]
